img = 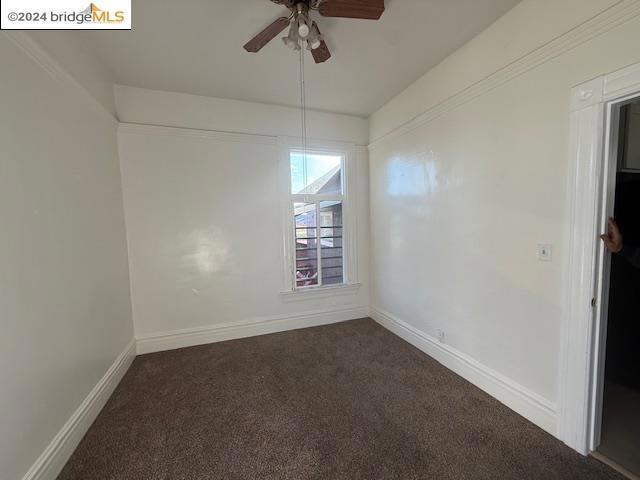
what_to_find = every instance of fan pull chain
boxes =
[299,45,308,187]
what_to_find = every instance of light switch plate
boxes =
[538,244,552,261]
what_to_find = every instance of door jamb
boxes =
[559,61,640,455]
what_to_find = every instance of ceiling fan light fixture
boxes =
[282,23,301,50]
[283,38,300,50]
[307,22,322,50]
[308,38,321,50]
[297,16,310,38]
[298,24,310,38]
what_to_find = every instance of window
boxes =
[278,137,359,297]
[290,151,345,289]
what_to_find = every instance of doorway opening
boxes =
[595,98,640,478]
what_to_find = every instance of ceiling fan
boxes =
[243,0,385,64]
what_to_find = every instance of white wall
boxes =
[368,0,640,437]
[27,31,117,117]
[115,85,369,145]
[369,0,626,143]
[0,33,133,480]
[116,87,370,351]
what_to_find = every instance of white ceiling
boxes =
[81,0,520,117]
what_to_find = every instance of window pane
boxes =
[290,152,342,195]
[320,201,343,285]
[294,202,318,287]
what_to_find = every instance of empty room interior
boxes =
[3,0,640,479]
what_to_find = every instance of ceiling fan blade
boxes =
[243,17,290,53]
[318,0,385,20]
[270,0,295,6]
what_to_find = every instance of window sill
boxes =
[280,283,361,303]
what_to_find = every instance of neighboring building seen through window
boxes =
[290,152,344,288]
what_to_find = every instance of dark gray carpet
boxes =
[57,318,622,479]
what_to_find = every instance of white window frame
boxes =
[278,136,359,299]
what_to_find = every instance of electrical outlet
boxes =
[437,329,445,343]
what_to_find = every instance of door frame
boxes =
[559,61,640,455]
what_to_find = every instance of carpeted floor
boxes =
[57,318,623,480]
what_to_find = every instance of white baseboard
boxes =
[136,305,370,354]
[22,339,136,480]
[371,306,558,437]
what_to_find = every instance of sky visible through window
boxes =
[290,152,341,194]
